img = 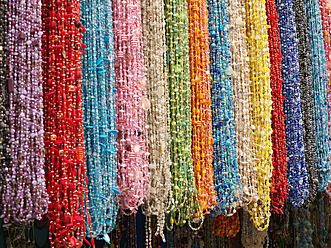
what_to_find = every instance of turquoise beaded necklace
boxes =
[81,0,118,238]
[305,0,331,191]
[207,0,241,216]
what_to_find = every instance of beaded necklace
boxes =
[164,0,200,228]
[275,0,309,207]
[293,0,319,206]
[305,0,331,192]
[293,207,314,247]
[80,0,118,238]
[112,0,150,213]
[0,0,10,220]
[228,0,256,208]
[245,0,273,230]
[141,0,173,239]
[2,0,48,223]
[42,0,92,246]
[265,0,288,213]
[207,0,241,216]
[241,211,269,248]
[188,0,216,215]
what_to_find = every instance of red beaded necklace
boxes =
[265,0,289,213]
[42,0,93,247]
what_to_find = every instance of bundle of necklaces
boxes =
[265,0,288,213]
[112,0,150,213]
[164,0,200,227]
[1,0,48,223]
[245,0,273,230]
[141,0,173,240]
[207,0,241,216]
[305,0,331,191]
[293,0,319,205]
[42,0,92,246]
[228,0,256,208]
[275,0,309,207]
[188,0,216,219]
[80,0,118,239]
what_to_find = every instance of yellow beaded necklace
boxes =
[245,0,273,230]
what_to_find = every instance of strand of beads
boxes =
[188,0,216,215]
[207,0,241,216]
[141,0,173,239]
[305,0,331,191]
[245,0,273,230]
[42,0,92,245]
[241,211,269,248]
[0,0,10,218]
[164,0,199,228]
[1,0,48,223]
[81,0,118,238]
[112,0,150,213]
[265,0,288,213]
[228,0,256,207]
[293,0,319,206]
[275,0,309,206]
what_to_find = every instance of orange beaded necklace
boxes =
[187,0,216,215]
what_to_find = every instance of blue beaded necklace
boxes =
[207,0,241,216]
[81,0,118,238]
[304,0,331,192]
[275,0,309,206]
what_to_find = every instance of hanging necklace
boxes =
[164,0,200,228]
[188,0,216,215]
[305,0,331,192]
[293,207,314,247]
[2,0,48,223]
[265,0,288,213]
[228,0,256,208]
[80,0,119,239]
[207,0,242,216]
[112,0,150,214]
[42,0,92,246]
[275,0,309,207]
[141,0,173,240]
[245,0,273,230]
[293,0,319,206]
[241,211,269,248]
[0,0,11,220]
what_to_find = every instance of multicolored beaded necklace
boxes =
[81,0,118,239]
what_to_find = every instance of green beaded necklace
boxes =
[164,0,201,228]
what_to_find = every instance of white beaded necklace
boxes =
[228,0,256,207]
[141,0,173,242]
